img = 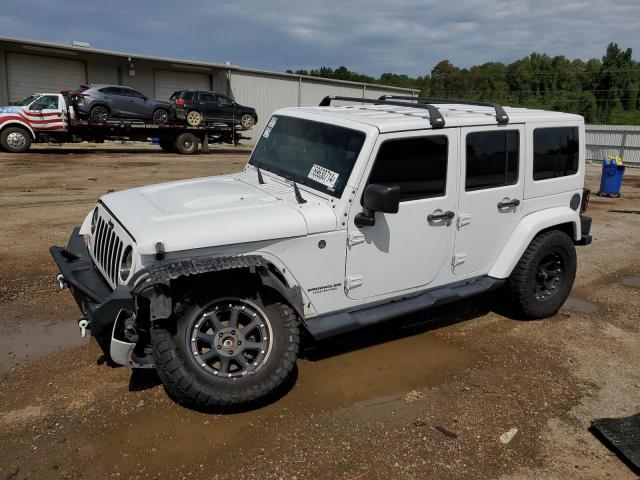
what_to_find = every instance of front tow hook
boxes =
[78,318,90,338]
[56,273,67,290]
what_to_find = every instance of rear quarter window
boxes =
[533,127,579,181]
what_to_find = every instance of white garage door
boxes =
[154,70,211,101]
[7,53,86,102]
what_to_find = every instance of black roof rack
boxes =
[319,95,445,128]
[379,95,509,125]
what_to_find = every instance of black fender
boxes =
[131,254,305,322]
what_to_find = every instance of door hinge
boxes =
[345,275,363,291]
[452,253,466,268]
[457,213,471,229]
[347,231,365,247]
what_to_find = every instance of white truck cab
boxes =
[51,95,592,408]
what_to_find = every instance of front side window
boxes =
[466,130,519,191]
[215,95,233,106]
[249,116,366,197]
[533,127,579,180]
[367,136,448,202]
[199,93,214,103]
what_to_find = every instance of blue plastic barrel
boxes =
[598,161,625,197]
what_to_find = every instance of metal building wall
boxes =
[586,124,640,165]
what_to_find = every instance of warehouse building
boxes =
[0,36,418,129]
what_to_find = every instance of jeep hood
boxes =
[100,173,336,255]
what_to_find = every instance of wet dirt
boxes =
[1,149,640,479]
[561,296,600,314]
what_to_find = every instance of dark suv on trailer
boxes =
[73,85,171,123]
[170,90,258,129]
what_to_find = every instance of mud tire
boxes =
[507,229,577,319]
[151,290,299,408]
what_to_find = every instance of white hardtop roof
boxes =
[276,103,584,133]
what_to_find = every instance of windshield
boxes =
[249,116,366,197]
[15,95,38,106]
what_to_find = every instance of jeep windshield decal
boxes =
[249,115,366,198]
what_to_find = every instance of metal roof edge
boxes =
[0,35,419,93]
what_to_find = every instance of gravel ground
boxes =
[0,144,638,479]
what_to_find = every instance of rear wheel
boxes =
[90,105,110,121]
[0,126,32,153]
[186,110,203,126]
[174,132,198,154]
[240,114,255,129]
[507,229,577,319]
[153,108,169,124]
[151,291,299,408]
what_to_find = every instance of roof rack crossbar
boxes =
[319,95,445,128]
[379,95,509,125]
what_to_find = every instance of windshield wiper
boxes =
[256,165,265,184]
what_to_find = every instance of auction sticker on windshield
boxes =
[308,164,339,189]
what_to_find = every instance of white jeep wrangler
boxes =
[51,95,592,408]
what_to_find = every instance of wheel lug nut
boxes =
[237,341,242,345]
[229,350,233,354]
[231,330,236,335]
[217,345,221,350]
[219,333,223,337]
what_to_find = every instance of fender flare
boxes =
[488,207,580,279]
[0,120,36,139]
[131,254,305,322]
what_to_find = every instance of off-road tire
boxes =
[185,110,203,127]
[0,126,31,153]
[507,229,577,319]
[150,292,299,408]
[240,114,255,129]
[173,132,198,154]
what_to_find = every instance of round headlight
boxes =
[91,208,99,234]
[120,246,133,281]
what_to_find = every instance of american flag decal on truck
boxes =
[0,105,66,132]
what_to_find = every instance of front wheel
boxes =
[507,229,577,319]
[151,293,299,408]
[0,126,31,153]
[153,108,169,124]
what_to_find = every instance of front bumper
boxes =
[50,227,134,337]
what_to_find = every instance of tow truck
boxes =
[0,92,249,154]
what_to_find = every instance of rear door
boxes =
[453,125,525,276]
[197,93,218,120]
[345,129,459,300]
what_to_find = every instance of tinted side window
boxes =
[466,130,519,191]
[199,93,214,102]
[215,95,233,105]
[368,136,448,202]
[533,127,579,180]
[99,87,122,95]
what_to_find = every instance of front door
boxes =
[27,95,65,131]
[345,129,459,300]
[213,94,236,123]
[453,125,525,276]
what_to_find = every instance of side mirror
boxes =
[354,184,400,227]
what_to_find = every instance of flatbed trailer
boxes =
[0,92,252,154]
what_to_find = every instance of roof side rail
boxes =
[319,95,445,128]
[379,95,509,125]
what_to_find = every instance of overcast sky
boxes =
[0,0,638,76]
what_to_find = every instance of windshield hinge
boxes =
[347,231,365,247]
[345,275,363,291]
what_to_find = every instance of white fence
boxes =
[586,124,640,165]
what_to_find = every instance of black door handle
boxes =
[497,199,520,209]
[428,210,455,222]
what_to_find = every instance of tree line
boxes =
[287,43,640,124]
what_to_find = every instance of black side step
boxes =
[304,276,504,340]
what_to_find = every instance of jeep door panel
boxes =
[453,125,525,276]
[345,129,459,300]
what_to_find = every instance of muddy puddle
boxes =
[561,296,600,314]
[622,275,640,288]
[90,329,477,477]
